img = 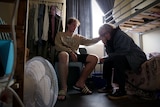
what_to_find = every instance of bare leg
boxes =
[75,54,98,88]
[57,51,69,100]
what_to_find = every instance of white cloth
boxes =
[42,4,49,41]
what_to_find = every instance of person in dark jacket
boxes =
[98,24,147,99]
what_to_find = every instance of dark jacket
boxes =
[105,27,147,72]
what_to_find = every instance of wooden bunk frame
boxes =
[103,0,160,34]
[0,0,28,106]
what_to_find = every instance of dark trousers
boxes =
[103,55,131,90]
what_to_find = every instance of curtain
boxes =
[96,0,115,23]
[66,0,92,38]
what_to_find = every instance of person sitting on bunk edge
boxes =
[54,17,101,101]
[98,23,147,100]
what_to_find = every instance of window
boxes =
[92,0,104,38]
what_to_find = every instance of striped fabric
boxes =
[0,17,12,40]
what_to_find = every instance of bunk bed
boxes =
[0,0,27,106]
[103,0,160,99]
[104,0,160,34]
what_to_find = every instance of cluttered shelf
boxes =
[103,0,160,33]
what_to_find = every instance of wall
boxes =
[80,41,104,72]
[143,29,160,54]
[80,42,104,58]
[131,29,160,54]
[0,2,14,24]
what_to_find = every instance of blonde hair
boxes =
[67,17,80,26]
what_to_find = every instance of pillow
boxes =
[149,52,160,59]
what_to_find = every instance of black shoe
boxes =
[108,89,128,100]
[97,86,112,93]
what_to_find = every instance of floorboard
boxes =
[55,89,160,107]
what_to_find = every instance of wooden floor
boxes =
[55,89,160,107]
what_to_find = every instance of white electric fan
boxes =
[24,56,58,107]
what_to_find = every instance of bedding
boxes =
[126,55,160,99]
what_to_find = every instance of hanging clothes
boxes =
[37,4,48,57]
[34,4,39,42]
[27,3,38,58]
[51,6,56,44]
[27,1,64,59]
[42,4,49,41]
[48,5,63,46]
[37,4,45,43]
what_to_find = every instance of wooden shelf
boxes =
[0,0,26,3]
[0,25,24,33]
[0,0,15,3]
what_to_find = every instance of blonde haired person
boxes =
[55,17,101,100]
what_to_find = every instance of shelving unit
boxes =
[0,25,24,33]
[0,0,28,106]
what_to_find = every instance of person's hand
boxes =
[99,58,104,63]
[70,52,78,62]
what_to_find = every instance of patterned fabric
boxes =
[126,55,160,99]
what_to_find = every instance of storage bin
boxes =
[92,73,106,89]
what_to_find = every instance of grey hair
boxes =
[99,23,116,35]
